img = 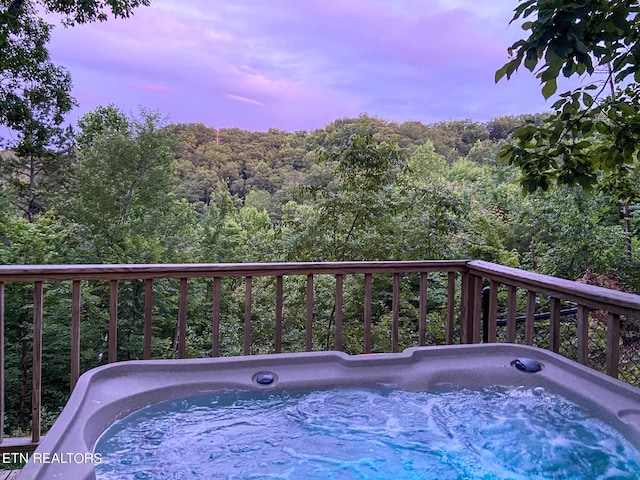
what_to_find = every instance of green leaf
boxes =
[524,49,539,71]
[542,78,558,99]
[495,65,508,83]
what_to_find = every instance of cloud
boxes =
[46,0,554,131]
[224,93,265,106]
[127,83,172,94]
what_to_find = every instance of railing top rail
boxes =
[468,260,640,315]
[0,260,469,282]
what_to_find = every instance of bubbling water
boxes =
[94,386,640,479]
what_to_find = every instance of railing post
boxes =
[275,276,283,354]
[487,280,499,343]
[244,277,252,355]
[472,275,483,343]
[446,272,456,344]
[482,286,490,343]
[178,278,188,359]
[392,273,400,353]
[606,313,621,378]
[32,281,43,444]
[364,274,373,353]
[0,283,4,444]
[460,272,479,344]
[549,297,561,353]
[212,277,221,357]
[506,285,517,343]
[418,273,428,346]
[143,279,153,360]
[576,305,589,366]
[71,281,81,390]
[525,291,536,345]
[460,272,473,343]
[306,275,314,352]
[108,280,118,363]
[334,274,343,351]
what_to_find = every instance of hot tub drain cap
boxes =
[512,358,543,373]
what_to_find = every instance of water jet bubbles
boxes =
[95,387,640,480]
[208,448,224,460]
[144,429,164,440]
[230,444,262,454]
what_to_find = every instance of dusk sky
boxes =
[47,0,555,132]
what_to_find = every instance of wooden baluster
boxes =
[460,272,471,344]
[487,280,499,343]
[244,277,252,355]
[335,274,344,351]
[0,283,4,444]
[392,273,400,353]
[178,278,188,359]
[364,274,373,353]
[71,281,81,390]
[108,280,118,363]
[525,291,536,346]
[606,313,621,378]
[143,279,153,360]
[506,285,517,343]
[306,275,314,352]
[275,276,283,354]
[32,282,43,443]
[549,297,561,353]
[419,273,428,346]
[576,305,590,365]
[461,272,480,344]
[212,277,221,357]
[446,272,456,345]
[472,275,483,344]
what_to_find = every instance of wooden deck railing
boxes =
[0,259,639,448]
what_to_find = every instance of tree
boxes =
[402,141,447,186]
[0,0,151,150]
[0,111,74,222]
[309,122,405,261]
[496,0,640,201]
[68,106,195,263]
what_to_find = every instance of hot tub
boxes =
[18,344,640,479]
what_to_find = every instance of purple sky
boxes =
[47,0,553,132]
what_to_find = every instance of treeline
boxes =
[0,106,638,435]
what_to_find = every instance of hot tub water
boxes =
[94,386,640,479]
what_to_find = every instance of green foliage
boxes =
[0,1,74,150]
[37,0,151,25]
[497,0,640,200]
[67,106,195,262]
[402,141,447,186]
[0,0,150,153]
[0,210,81,264]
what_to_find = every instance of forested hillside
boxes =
[1,106,638,435]
[2,106,626,275]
